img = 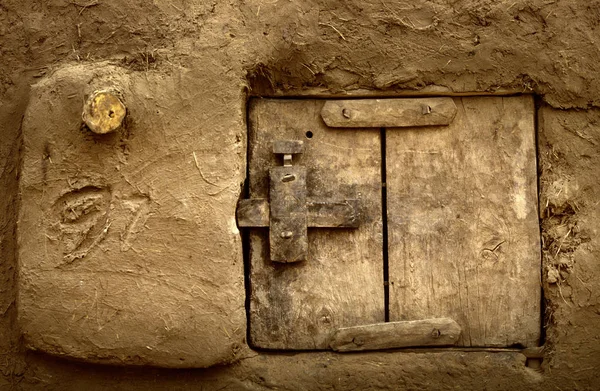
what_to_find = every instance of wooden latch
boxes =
[320,97,457,128]
[237,140,360,263]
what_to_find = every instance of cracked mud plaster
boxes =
[18,63,246,368]
[1,0,600,389]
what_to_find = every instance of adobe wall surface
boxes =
[1,0,599,389]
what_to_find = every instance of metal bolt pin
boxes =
[282,174,296,182]
[353,337,364,346]
[280,231,293,239]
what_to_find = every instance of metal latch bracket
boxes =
[237,140,360,263]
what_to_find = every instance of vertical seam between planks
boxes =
[381,127,390,322]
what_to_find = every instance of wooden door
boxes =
[245,96,540,350]
[386,96,541,347]
[247,99,384,349]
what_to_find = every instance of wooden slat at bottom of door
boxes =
[329,318,462,352]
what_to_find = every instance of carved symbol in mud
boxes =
[50,186,152,265]
[119,195,151,252]
[52,186,111,264]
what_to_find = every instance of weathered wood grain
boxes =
[321,98,457,128]
[273,139,305,155]
[386,96,540,347]
[237,199,269,227]
[248,99,384,349]
[306,199,360,228]
[329,318,461,352]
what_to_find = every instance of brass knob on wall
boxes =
[82,89,126,134]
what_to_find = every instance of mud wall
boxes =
[1,0,599,389]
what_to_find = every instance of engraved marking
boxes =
[120,195,151,251]
[52,186,111,265]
